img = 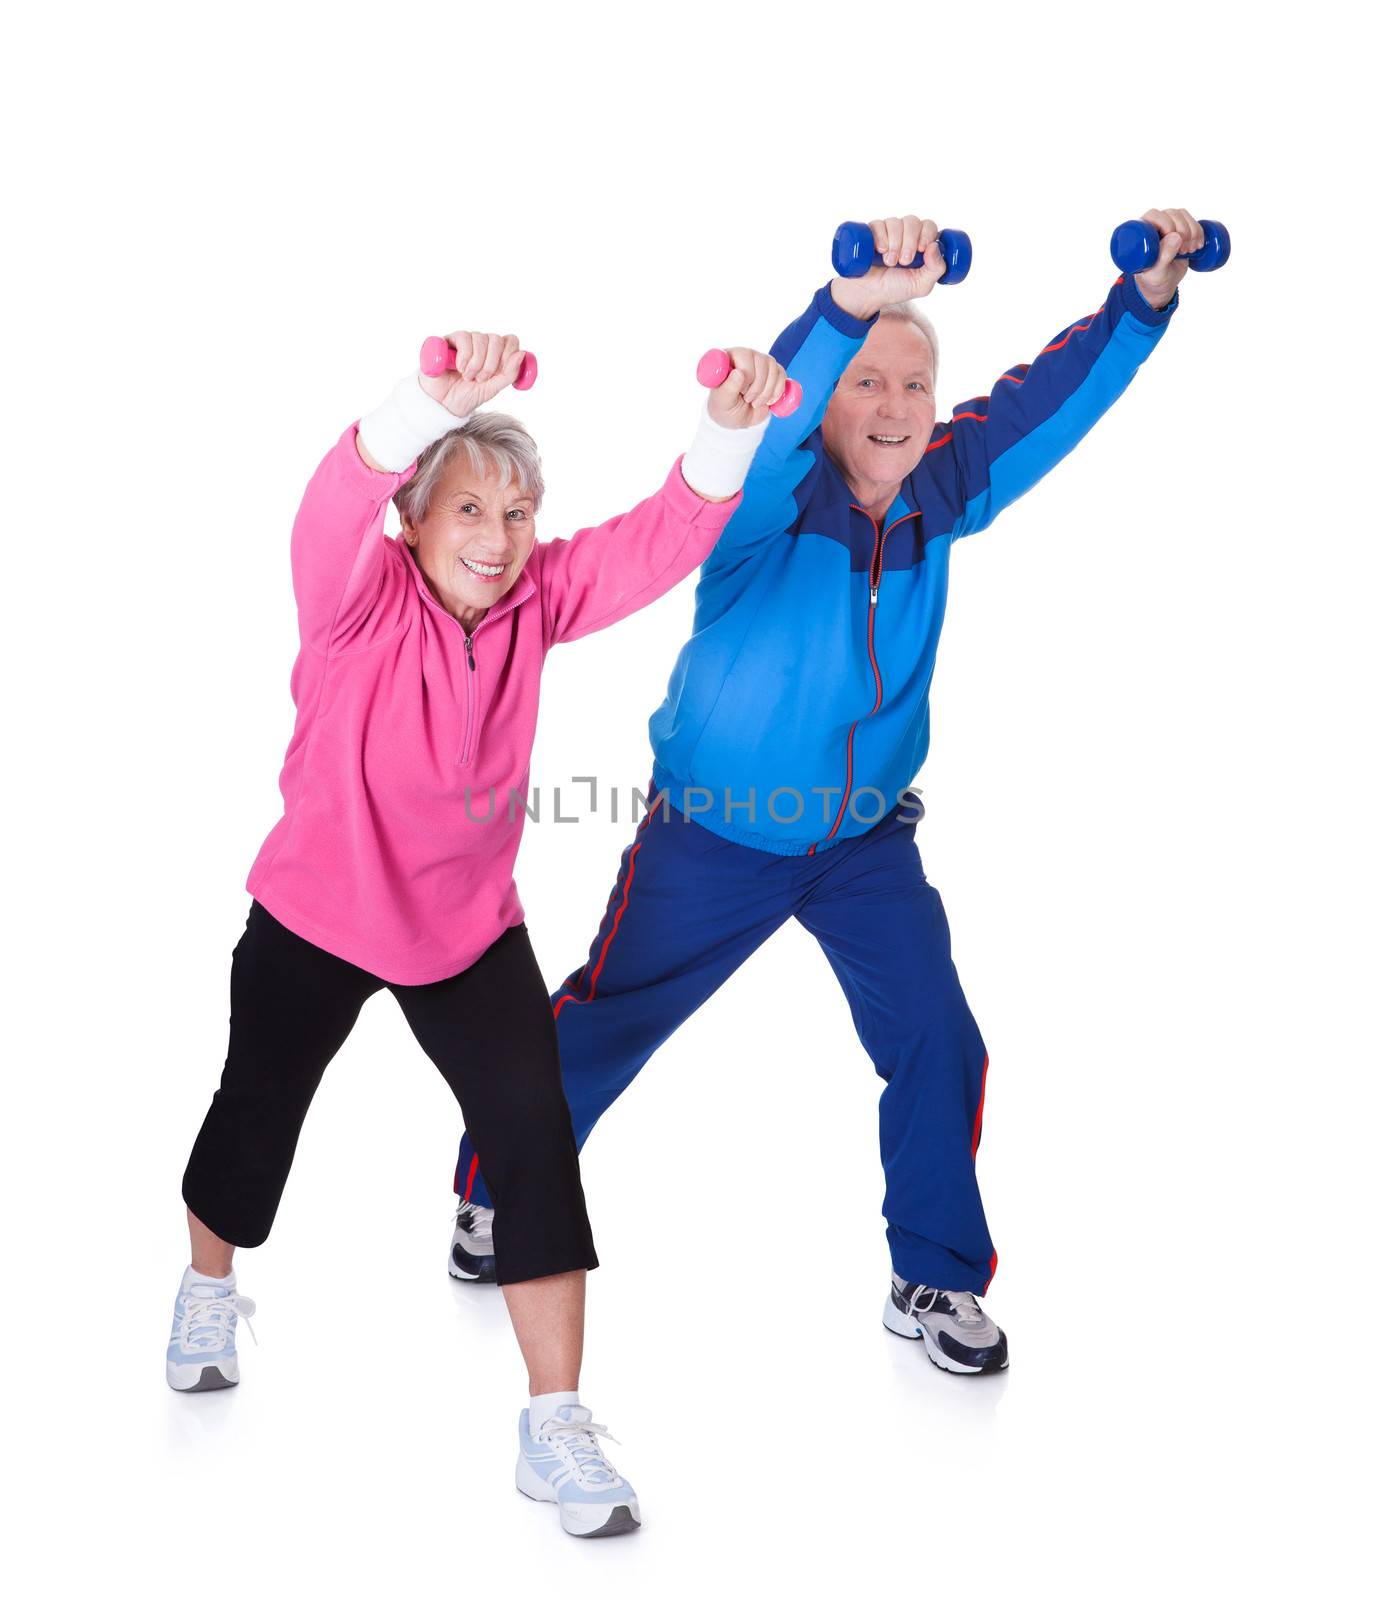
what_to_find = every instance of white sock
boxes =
[186,1265,236,1288]
[529,1389,581,1430]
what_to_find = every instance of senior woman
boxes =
[167,328,787,1537]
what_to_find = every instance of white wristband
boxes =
[679,396,770,500]
[358,372,471,473]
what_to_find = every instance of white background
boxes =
[3,0,1376,1592]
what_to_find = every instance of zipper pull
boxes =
[869,584,879,606]
[465,635,476,670]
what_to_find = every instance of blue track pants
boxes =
[455,790,998,1293]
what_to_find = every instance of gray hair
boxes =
[394,411,545,526]
[877,301,940,385]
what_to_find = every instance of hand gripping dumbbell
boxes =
[1109,218,1231,275]
[695,349,802,418]
[419,336,539,389]
[832,221,973,285]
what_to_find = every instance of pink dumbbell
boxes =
[419,336,538,391]
[696,348,801,418]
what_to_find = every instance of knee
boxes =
[476,1102,577,1180]
[869,981,985,1070]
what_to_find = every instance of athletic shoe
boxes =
[883,1275,1009,1374]
[515,1403,641,1537]
[448,1200,496,1283]
[166,1267,257,1392]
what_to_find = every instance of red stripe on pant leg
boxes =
[983,1249,998,1294]
[971,1053,990,1159]
[461,1153,479,1204]
[552,804,656,1020]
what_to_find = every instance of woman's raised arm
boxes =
[538,347,786,646]
[293,333,522,651]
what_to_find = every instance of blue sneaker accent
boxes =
[515,1404,641,1537]
[166,1268,256,1392]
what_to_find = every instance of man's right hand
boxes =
[830,215,945,320]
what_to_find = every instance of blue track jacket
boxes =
[649,271,1179,854]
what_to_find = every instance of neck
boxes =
[826,446,903,524]
[405,542,489,634]
[845,472,902,525]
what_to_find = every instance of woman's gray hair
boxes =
[394,411,545,526]
[877,301,940,386]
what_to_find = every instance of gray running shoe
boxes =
[883,1275,1008,1373]
[448,1200,496,1284]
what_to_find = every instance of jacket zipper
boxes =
[459,631,478,765]
[809,504,923,855]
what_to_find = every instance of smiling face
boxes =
[820,316,938,514]
[401,458,537,627]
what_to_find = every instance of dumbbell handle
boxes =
[832,222,972,286]
[419,336,538,390]
[1110,219,1231,275]
[696,349,801,418]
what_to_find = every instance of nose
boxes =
[473,515,512,553]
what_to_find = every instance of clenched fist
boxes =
[419,331,526,416]
[1132,208,1203,309]
[706,347,790,428]
[830,216,945,320]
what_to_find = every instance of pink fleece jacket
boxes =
[245,424,741,984]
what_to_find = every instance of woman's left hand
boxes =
[707,347,789,428]
[419,331,525,415]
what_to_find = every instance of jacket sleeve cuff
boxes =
[336,423,416,498]
[1116,271,1180,327]
[666,454,743,523]
[815,281,880,339]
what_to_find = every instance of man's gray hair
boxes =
[394,411,545,526]
[877,301,940,385]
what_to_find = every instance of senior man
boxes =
[448,210,1199,1374]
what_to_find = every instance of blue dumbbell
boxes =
[832,221,973,285]
[1110,218,1231,275]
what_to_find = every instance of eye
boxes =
[907,382,928,392]
[459,502,479,515]
[506,508,528,521]
[858,378,877,389]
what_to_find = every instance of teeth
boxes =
[870,435,907,443]
[462,558,504,577]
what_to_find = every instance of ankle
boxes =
[188,1261,235,1283]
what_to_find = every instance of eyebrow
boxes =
[854,366,932,379]
[447,488,535,506]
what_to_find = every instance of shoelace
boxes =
[179,1289,258,1354]
[945,1291,985,1326]
[535,1418,623,1489]
[913,1286,985,1326]
[454,1202,494,1247]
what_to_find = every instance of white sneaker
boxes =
[166,1267,256,1391]
[883,1275,1008,1374]
[515,1403,641,1537]
[448,1200,496,1283]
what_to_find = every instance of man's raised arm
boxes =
[924,207,1199,540]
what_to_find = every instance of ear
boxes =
[400,513,418,548]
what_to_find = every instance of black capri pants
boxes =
[182,902,598,1285]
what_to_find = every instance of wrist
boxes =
[679,396,769,500]
[829,277,880,322]
[357,372,470,473]
[1130,272,1178,315]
